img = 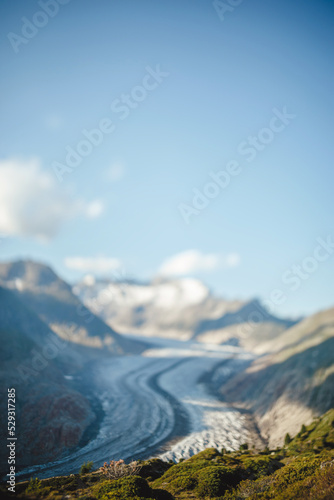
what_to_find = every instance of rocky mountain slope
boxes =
[0,261,145,474]
[221,305,334,448]
[74,276,296,352]
[0,260,143,354]
[0,286,96,473]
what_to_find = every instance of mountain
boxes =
[0,286,96,473]
[74,275,221,340]
[74,276,297,352]
[194,298,298,353]
[0,260,146,474]
[0,260,144,355]
[221,305,334,447]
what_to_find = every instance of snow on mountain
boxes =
[73,276,296,348]
[75,276,209,309]
[74,276,240,339]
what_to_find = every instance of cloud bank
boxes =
[0,158,103,241]
[158,250,240,277]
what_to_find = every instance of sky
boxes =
[0,0,333,318]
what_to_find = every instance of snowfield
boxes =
[17,335,255,479]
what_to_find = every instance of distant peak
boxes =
[0,259,59,287]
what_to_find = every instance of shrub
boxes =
[167,471,197,494]
[151,489,174,500]
[80,461,94,474]
[273,457,321,491]
[188,448,221,461]
[195,465,240,498]
[239,443,249,451]
[138,458,171,481]
[284,433,292,445]
[225,476,273,499]
[24,478,52,498]
[25,477,49,494]
[43,474,86,492]
[152,448,244,497]
[308,462,334,500]
[91,475,154,499]
[242,456,282,479]
[99,459,141,479]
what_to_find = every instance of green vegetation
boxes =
[2,409,334,499]
[239,443,249,451]
[80,461,94,475]
[284,433,292,445]
[91,475,154,499]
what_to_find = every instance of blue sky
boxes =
[0,0,333,317]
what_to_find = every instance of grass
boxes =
[2,409,334,499]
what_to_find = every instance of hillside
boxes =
[0,260,144,354]
[221,306,334,447]
[0,261,144,474]
[0,286,97,473]
[5,408,334,499]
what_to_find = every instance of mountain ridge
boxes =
[220,304,334,447]
[74,275,297,351]
[0,260,145,354]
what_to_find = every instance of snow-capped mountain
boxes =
[74,276,297,351]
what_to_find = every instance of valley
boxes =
[1,260,333,488]
[16,335,256,480]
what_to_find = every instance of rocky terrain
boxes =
[0,286,95,473]
[221,305,334,448]
[0,260,144,354]
[0,261,145,476]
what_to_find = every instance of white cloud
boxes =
[158,250,240,277]
[64,256,121,273]
[0,158,104,241]
[85,200,104,219]
[106,162,125,182]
